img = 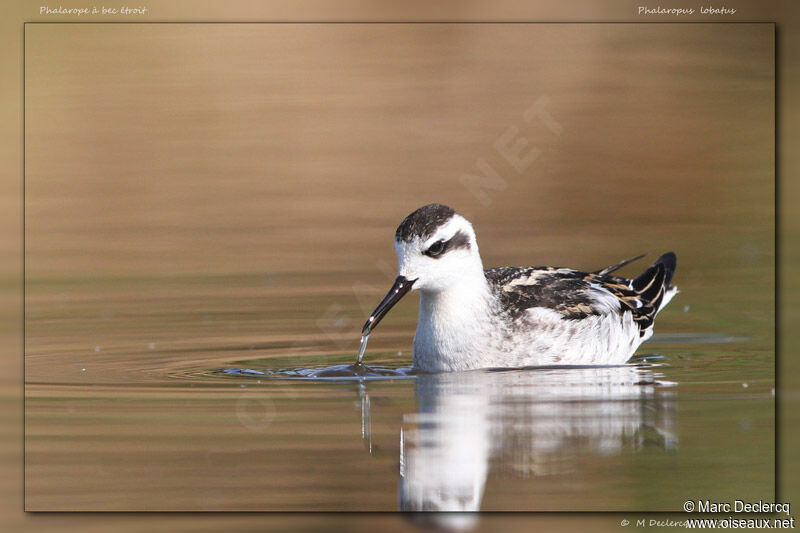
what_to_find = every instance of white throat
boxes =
[413,269,495,372]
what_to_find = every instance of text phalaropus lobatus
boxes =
[357,204,678,372]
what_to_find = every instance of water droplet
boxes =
[148,343,156,350]
[356,333,370,363]
[81,368,86,372]
[93,346,101,352]
[742,383,749,388]
[683,305,690,313]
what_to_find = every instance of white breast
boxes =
[413,299,644,371]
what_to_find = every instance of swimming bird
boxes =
[359,204,678,372]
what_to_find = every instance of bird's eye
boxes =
[426,240,445,257]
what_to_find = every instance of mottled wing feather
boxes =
[485,260,671,336]
[485,267,602,320]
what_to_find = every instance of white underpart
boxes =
[520,307,643,365]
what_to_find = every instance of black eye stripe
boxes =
[422,230,471,258]
[447,230,471,251]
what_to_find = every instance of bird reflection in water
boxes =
[359,364,676,528]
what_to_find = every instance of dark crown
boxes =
[395,204,456,242]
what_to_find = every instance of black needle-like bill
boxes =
[361,276,415,336]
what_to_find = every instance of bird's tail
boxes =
[631,252,678,314]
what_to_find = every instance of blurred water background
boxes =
[18,19,775,526]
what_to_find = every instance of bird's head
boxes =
[361,204,482,337]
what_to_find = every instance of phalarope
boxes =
[358,204,678,372]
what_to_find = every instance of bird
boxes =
[358,203,678,372]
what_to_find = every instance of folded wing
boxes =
[485,252,677,337]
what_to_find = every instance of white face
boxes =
[395,214,481,292]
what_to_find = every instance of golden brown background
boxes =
[2,0,798,531]
[25,18,774,513]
